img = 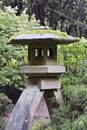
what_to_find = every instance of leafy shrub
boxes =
[63,85,87,112]
[0,6,39,89]
[0,93,13,116]
[52,37,87,129]
[0,93,14,130]
[58,38,87,78]
[31,119,52,130]
[51,84,87,130]
[72,115,87,130]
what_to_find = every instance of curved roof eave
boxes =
[9,31,79,45]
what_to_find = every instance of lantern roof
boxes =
[9,30,78,45]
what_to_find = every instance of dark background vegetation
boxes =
[1,0,87,37]
[0,0,87,130]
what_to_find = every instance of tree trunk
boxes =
[28,0,40,20]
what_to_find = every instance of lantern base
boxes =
[25,77,61,90]
[21,65,65,77]
[5,86,63,130]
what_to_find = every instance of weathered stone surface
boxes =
[39,78,61,90]
[25,77,61,90]
[9,30,78,45]
[28,44,57,66]
[35,96,49,118]
[53,89,64,104]
[20,66,65,77]
[5,87,43,130]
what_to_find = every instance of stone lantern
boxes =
[5,30,78,130]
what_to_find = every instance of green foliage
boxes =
[0,6,39,37]
[52,84,87,130]
[0,93,13,116]
[72,115,87,130]
[52,38,87,130]
[0,93,14,130]
[31,119,52,130]
[58,38,87,78]
[0,7,39,89]
[63,85,87,112]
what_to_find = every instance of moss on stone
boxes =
[9,29,69,43]
[21,30,68,38]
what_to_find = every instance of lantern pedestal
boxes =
[5,85,63,130]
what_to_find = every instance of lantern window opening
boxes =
[47,48,54,58]
[34,48,43,58]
